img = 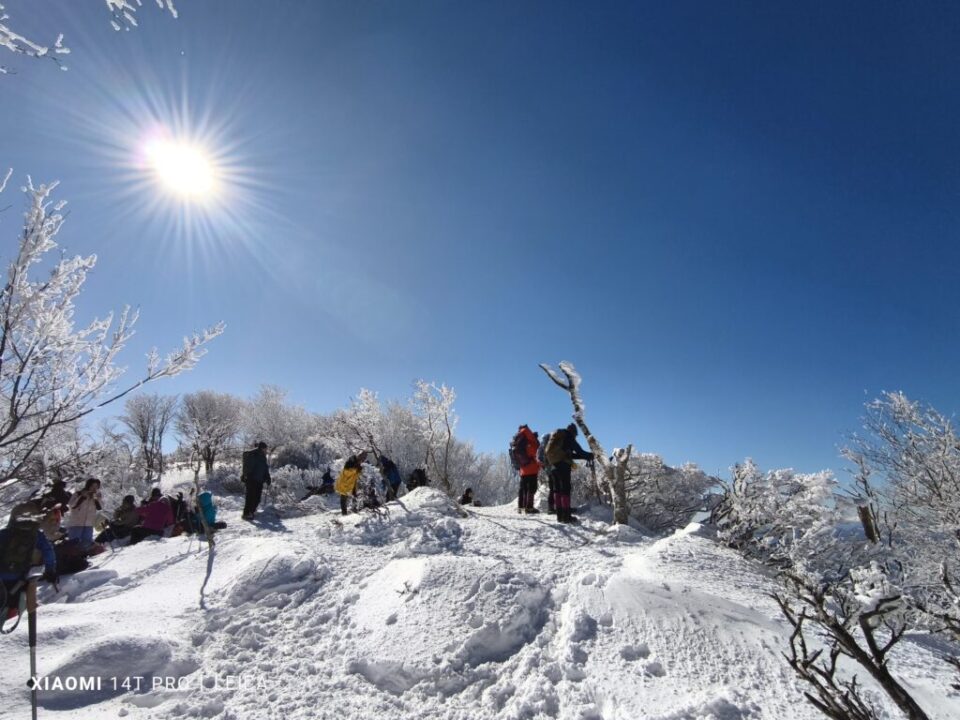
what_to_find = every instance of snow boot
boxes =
[525,508,540,515]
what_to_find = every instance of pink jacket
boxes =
[137,499,174,532]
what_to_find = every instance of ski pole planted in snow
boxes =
[27,577,38,720]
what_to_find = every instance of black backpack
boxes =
[0,513,39,579]
[509,430,529,470]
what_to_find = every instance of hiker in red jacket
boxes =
[514,425,542,514]
[129,489,174,545]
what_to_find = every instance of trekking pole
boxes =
[27,579,38,720]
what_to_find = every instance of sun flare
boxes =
[144,139,216,198]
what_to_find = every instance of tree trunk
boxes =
[857,505,880,544]
[540,362,631,525]
[612,445,632,525]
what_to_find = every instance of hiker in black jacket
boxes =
[241,442,271,520]
[544,424,594,524]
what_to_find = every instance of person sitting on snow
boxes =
[459,488,475,505]
[95,495,139,543]
[129,489,174,545]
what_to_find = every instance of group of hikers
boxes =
[4,423,591,629]
[1,476,222,614]
[240,422,594,524]
[245,441,436,519]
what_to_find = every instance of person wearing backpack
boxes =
[511,425,542,514]
[335,452,367,515]
[1,502,57,617]
[64,478,102,549]
[241,442,272,521]
[544,424,594,523]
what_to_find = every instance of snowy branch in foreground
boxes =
[105,0,178,33]
[0,175,223,485]
[0,0,178,73]
[0,2,70,73]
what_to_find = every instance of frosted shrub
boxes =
[625,454,717,532]
[710,459,840,565]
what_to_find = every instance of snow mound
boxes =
[55,568,120,601]
[38,635,197,710]
[346,556,548,694]
[226,551,323,606]
[322,487,466,553]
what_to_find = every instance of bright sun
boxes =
[145,139,216,198]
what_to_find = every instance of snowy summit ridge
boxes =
[1,486,956,720]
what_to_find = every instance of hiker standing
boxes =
[64,478,102,549]
[511,425,542,514]
[319,467,335,495]
[241,441,271,521]
[544,424,594,523]
[379,456,402,501]
[335,452,367,515]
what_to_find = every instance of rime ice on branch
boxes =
[0,175,223,486]
[539,361,631,525]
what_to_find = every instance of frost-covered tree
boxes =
[119,392,177,481]
[748,393,960,720]
[0,0,177,73]
[175,391,243,475]
[841,393,960,665]
[413,380,457,493]
[623,453,716,532]
[243,385,321,467]
[0,175,222,487]
[378,400,428,475]
[330,388,385,458]
[540,361,629,523]
[710,459,840,565]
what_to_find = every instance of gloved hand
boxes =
[42,569,58,585]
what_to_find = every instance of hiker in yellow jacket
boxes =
[335,452,367,515]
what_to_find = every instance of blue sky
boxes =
[1,1,958,477]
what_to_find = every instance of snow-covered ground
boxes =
[1,488,957,720]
